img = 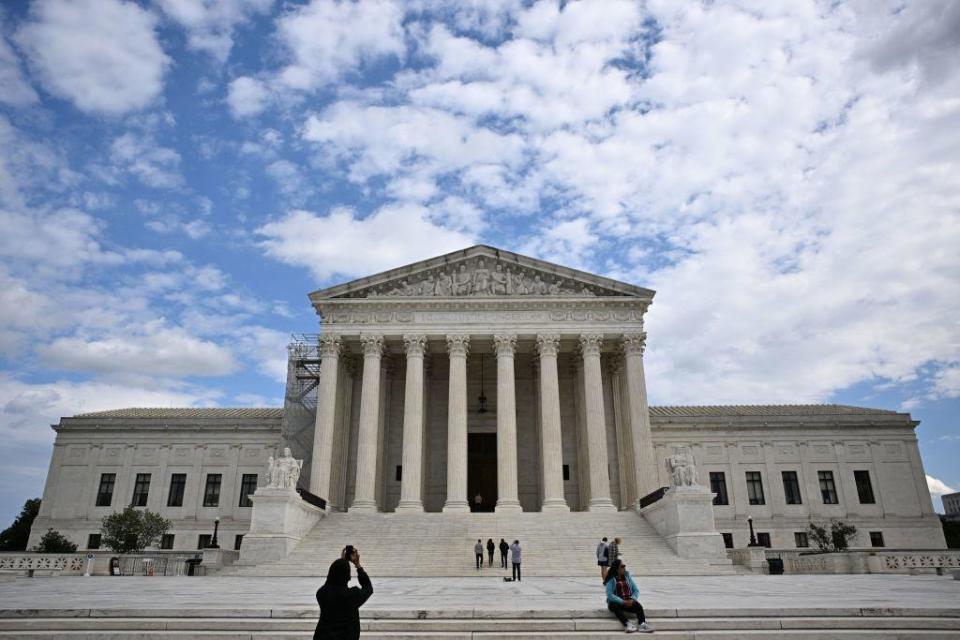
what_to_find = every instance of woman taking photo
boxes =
[314,546,373,640]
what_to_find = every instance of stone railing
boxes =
[727,547,768,573]
[0,551,207,577]
[0,553,85,575]
[765,549,960,575]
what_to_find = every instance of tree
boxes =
[807,519,858,552]
[0,498,41,551]
[100,506,171,553]
[33,528,78,553]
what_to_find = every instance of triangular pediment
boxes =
[309,245,655,301]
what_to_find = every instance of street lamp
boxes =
[747,515,758,547]
[210,517,220,549]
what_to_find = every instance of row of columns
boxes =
[309,332,656,512]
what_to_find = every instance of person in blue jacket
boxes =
[604,559,653,633]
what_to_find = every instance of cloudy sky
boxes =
[1,0,958,526]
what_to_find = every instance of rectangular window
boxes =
[160,534,175,550]
[795,532,809,548]
[238,474,258,507]
[234,534,244,551]
[95,473,116,507]
[395,465,402,482]
[87,533,101,550]
[721,532,734,549]
[782,471,803,505]
[562,464,570,481]
[746,471,765,505]
[710,472,729,505]
[870,531,885,548]
[818,470,839,504]
[757,532,771,548]
[197,534,211,550]
[131,473,151,507]
[167,473,186,507]
[203,474,222,507]
[854,470,876,504]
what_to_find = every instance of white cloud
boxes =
[0,32,39,107]
[256,204,474,282]
[14,0,170,115]
[156,0,274,62]
[227,76,269,118]
[111,133,183,189]
[0,206,118,272]
[927,474,955,497]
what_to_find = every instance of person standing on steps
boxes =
[607,537,621,565]
[473,493,483,511]
[486,538,495,567]
[604,559,653,634]
[314,547,373,640]
[597,537,610,581]
[474,539,484,570]
[510,539,522,582]
[499,538,509,569]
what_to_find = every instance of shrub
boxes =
[807,519,857,552]
[100,506,171,553]
[33,528,78,553]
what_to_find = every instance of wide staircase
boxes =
[230,510,734,577]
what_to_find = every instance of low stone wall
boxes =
[0,551,203,577]
[766,549,960,575]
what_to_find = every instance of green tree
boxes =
[33,528,78,553]
[0,498,41,551]
[100,506,171,553]
[807,519,858,552]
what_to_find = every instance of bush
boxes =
[100,506,171,553]
[0,498,41,551]
[807,519,857,552]
[33,528,77,553]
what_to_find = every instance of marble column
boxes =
[396,335,427,512]
[579,333,616,511]
[494,334,522,512]
[310,334,341,499]
[351,334,384,512]
[622,332,658,503]
[537,333,569,512]
[443,334,471,512]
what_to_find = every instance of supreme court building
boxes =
[28,246,947,554]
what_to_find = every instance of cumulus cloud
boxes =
[14,0,170,115]
[111,133,183,189]
[256,204,474,282]
[927,474,955,498]
[156,0,274,62]
[227,76,269,118]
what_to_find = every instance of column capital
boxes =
[319,334,343,357]
[579,333,603,357]
[403,334,428,357]
[360,334,384,358]
[493,334,517,357]
[621,332,647,356]
[536,333,560,356]
[446,334,470,357]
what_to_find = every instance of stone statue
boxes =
[514,271,529,295]
[453,264,472,296]
[532,274,548,295]
[435,270,453,296]
[267,447,303,490]
[419,275,434,296]
[490,263,508,295]
[472,258,491,294]
[548,277,561,295]
[666,448,699,488]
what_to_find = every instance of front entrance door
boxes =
[468,433,497,512]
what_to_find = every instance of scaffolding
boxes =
[281,333,321,489]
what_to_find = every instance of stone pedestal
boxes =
[202,548,239,572]
[237,487,325,565]
[640,485,726,560]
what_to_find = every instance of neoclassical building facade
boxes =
[28,246,946,552]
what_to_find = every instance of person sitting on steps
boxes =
[604,559,653,634]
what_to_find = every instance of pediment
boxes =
[309,245,654,301]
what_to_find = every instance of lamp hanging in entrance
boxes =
[477,353,488,414]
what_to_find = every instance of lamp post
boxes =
[747,515,758,547]
[210,517,220,549]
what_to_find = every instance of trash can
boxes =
[185,556,203,577]
[767,558,784,575]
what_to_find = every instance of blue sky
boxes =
[1,0,958,527]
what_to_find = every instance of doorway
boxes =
[468,433,497,511]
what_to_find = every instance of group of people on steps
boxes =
[474,537,522,580]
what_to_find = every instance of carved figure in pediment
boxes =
[419,275,435,296]
[548,277,561,294]
[473,258,491,294]
[453,264,472,295]
[532,274,548,295]
[504,267,515,294]
[491,263,508,295]
[435,270,453,296]
[514,271,529,294]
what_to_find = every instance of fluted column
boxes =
[443,334,471,512]
[494,334,522,512]
[580,333,616,511]
[537,334,569,512]
[351,334,384,512]
[622,332,658,503]
[396,335,427,512]
[310,334,341,498]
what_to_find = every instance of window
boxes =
[854,470,876,504]
[87,534,101,550]
[167,474,186,507]
[782,471,803,505]
[870,531,885,548]
[721,533,734,549]
[234,534,244,551]
[562,464,570,481]
[95,473,116,507]
[710,472,729,506]
[395,465,402,482]
[131,473,151,507]
[746,471,765,505]
[818,471,838,504]
[756,532,771,548]
[238,474,258,507]
[794,532,809,548]
[203,474,222,507]
[197,534,212,550]
[160,534,175,550]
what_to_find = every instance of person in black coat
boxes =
[314,548,373,640]
[486,538,495,567]
[498,538,509,568]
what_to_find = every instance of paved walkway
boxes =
[1,574,957,613]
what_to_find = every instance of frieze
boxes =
[321,307,646,326]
